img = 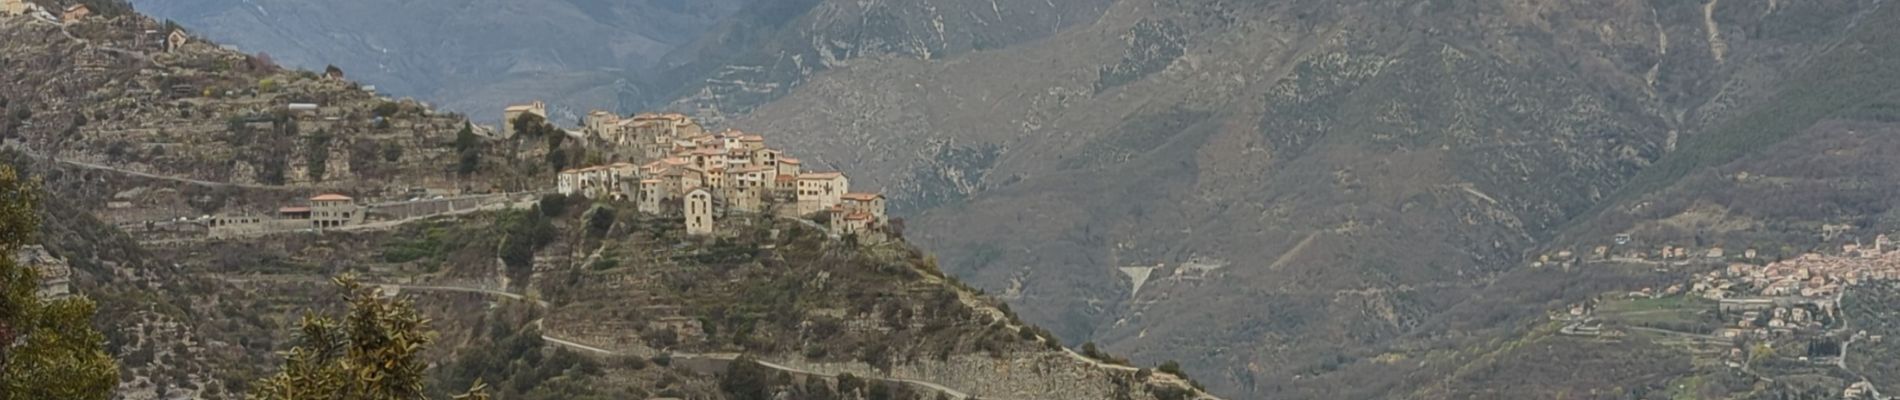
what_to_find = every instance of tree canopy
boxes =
[250,276,488,400]
[0,165,119,400]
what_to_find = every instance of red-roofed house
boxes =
[840,192,887,224]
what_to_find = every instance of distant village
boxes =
[1549,232,1900,399]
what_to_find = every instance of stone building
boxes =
[310,193,362,228]
[840,192,888,224]
[684,188,714,236]
[501,100,547,138]
[796,172,849,215]
[638,179,664,214]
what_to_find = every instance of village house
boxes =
[828,206,874,237]
[684,188,714,236]
[637,179,664,214]
[501,100,548,138]
[796,172,849,215]
[840,192,888,224]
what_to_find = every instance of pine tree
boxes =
[456,123,481,177]
[251,275,489,400]
[0,165,119,400]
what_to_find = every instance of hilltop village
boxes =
[514,102,890,240]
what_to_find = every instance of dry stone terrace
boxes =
[539,106,891,239]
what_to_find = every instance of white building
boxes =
[684,188,714,236]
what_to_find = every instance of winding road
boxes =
[379,283,977,399]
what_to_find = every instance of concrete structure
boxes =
[501,100,547,138]
[685,188,714,236]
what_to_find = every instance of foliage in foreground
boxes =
[250,276,488,400]
[0,165,118,400]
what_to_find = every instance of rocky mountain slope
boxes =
[2,3,1220,398]
[658,0,1900,397]
[128,0,754,118]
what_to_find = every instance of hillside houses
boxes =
[552,110,888,239]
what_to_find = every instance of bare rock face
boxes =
[13,245,71,298]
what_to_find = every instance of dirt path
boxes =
[1268,232,1321,271]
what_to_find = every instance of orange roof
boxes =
[841,192,883,201]
[310,194,353,201]
[780,158,801,164]
[741,135,766,142]
[775,174,797,182]
[844,211,874,221]
[800,172,844,180]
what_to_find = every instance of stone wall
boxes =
[368,193,521,220]
[763,352,1162,400]
[208,219,311,238]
